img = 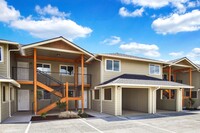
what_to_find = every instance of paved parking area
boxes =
[1,111,200,133]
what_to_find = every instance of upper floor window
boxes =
[60,65,74,76]
[149,64,160,75]
[106,59,120,72]
[0,46,3,62]
[37,63,51,73]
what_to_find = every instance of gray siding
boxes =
[156,90,176,111]
[0,44,8,77]
[122,88,148,113]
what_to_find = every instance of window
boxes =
[2,85,6,102]
[191,91,198,98]
[106,59,120,72]
[0,46,3,62]
[149,64,160,75]
[94,90,99,100]
[185,90,198,98]
[60,65,74,75]
[104,88,112,100]
[37,90,50,100]
[37,63,51,73]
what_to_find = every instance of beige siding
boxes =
[102,57,163,82]
[1,83,9,122]
[87,60,101,89]
[102,87,115,115]
[156,90,176,111]
[92,100,100,111]
[0,82,1,122]
[122,88,148,113]
[0,44,8,77]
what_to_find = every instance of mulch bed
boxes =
[31,114,94,121]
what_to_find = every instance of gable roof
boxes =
[95,53,169,64]
[97,74,193,89]
[22,36,94,57]
[168,57,199,70]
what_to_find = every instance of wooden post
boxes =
[74,63,78,110]
[168,66,171,99]
[174,72,176,82]
[66,82,69,111]
[81,54,84,112]
[189,68,192,98]
[33,48,37,114]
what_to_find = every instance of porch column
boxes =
[152,88,157,114]
[114,86,122,116]
[33,48,37,115]
[176,88,183,112]
[74,63,78,110]
[148,88,153,114]
[168,66,172,99]
[189,68,192,98]
[65,82,69,111]
[81,54,84,112]
[100,88,103,113]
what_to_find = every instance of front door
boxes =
[18,90,30,111]
[17,62,29,80]
[78,90,88,108]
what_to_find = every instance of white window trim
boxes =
[105,59,121,72]
[59,64,74,76]
[37,63,51,74]
[0,46,3,62]
[149,64,161,75]
[103,88,113,101]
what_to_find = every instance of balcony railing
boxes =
[12,67,92,86]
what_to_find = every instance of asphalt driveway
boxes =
[1,111,200,133]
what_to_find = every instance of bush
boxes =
[56,101,67,111]
[41,112,47,118]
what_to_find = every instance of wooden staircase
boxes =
[37,81,63,98]
[37,97,66,115]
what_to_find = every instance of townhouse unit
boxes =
[0,36,199,122]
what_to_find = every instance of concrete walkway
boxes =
[3,112,32,123]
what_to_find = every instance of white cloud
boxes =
[102,36,121,45]
[0,0,20,22]
[120,0,193,14]
[187,48,200,58]
[169,51,184,57]
[35,4,70,18]
[152,10,200,34]
[10,17,92,41]
[119,7,144,17]
[120,42,160,57]
[0,2,92,41]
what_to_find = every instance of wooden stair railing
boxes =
[37,97,66,115]
[37,81,63,98]
[37,82,69,115]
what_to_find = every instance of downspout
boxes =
[8,45,21,78]
[152,86,160,114]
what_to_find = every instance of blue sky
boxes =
[1,0,200,63]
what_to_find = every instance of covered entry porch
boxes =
[94,74,193,116]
